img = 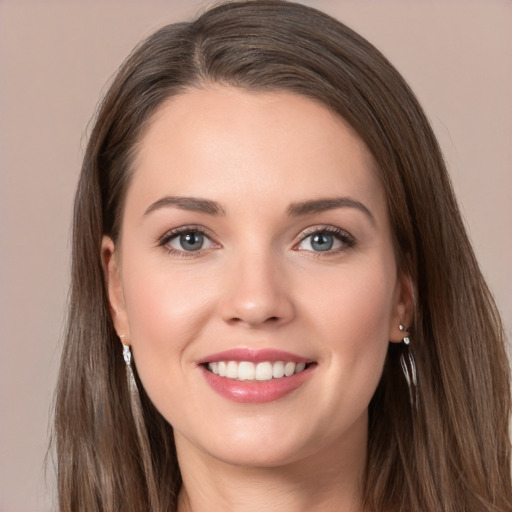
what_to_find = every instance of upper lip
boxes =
[196,348,313,365]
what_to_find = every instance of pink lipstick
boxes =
[197,348,316,403]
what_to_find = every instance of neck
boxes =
[175,416,368,512]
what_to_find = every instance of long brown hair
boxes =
[53,1,512,511]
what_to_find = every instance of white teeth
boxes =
[238,361,255,381]
[255,362,273,381]
[295,362,306,374]
[272,361,285,378]
[284,362,296,377]
[206,360,308,381]
[226,361,238,378]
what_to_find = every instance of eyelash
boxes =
[158,225,218,258]
[293,226,356,256]
[157,225,355,258]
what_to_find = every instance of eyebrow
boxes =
[287,197,375,225]
[143,195,375,224]
[144,196,226,216]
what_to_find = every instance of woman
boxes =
[53,1,512,511]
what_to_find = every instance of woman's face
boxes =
[104,86,411,469]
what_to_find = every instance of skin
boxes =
[103,86,413,512]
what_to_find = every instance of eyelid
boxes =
[157,225,220,256]
[156,224,354,256]
[293,225,356,252]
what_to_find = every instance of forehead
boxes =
[127,86,385,219]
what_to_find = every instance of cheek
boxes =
[120,259,220,399]
[123,254,218,336]
[305,258,396,344]
[302,259,396,399]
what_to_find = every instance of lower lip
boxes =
[200,365,315,403]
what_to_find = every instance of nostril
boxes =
[227,315,281,327]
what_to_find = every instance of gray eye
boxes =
[171,232,205,251]
[297,230,346,253]
[310,233,334,251]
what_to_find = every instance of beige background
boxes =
[0,1,510,511]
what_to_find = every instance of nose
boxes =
[219,250,295,328]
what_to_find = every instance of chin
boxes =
[204,437,312,469]
[174,410,364,471]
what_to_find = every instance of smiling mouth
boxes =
[203,361,315,381]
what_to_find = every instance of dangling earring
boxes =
[399,324,419,411]
[120,335,139,395]
[118,336,158,498]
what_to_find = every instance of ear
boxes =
[101,236,130,342]
[388,270,414,343]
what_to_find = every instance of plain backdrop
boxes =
[0,1,511,511]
